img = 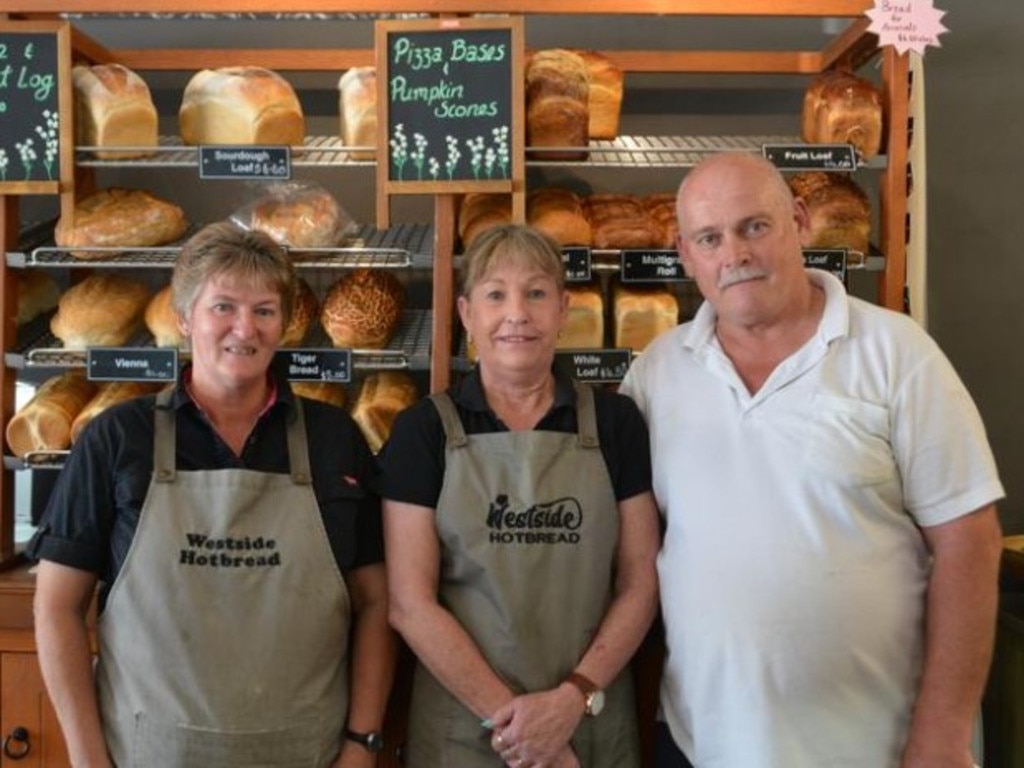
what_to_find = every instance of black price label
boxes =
[384,26,513,183]
[562,247,592,282]
[556,349,632,384]
[763,143,858,171]
[276,349,352,383]
[803,248,848,283]
[621,250,684,283]
[199,146,291,180]
[0,30,60,185]
[88,348,178,382]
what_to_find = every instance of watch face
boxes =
[365,732,384,752]
[588,690,606,716]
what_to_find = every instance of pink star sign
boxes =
[866,0,949,55]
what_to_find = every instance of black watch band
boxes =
[345,728,384,753]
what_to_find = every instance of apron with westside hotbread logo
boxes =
[405,383,640,768]
[95,391,351,767]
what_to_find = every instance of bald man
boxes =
[621,153,1004,768]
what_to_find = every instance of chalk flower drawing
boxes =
[0,150,8,181]
[390,123,409,179]
[16,138,38,181]
[34,109,60,180]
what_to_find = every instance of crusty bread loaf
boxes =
[575,50,623,140]
[338,67,377,161]
[6,372,99,458]
[16,271,61,327]
[291,380,348,410]
[525,49,590,160]
[246,186,345,250]
[585,194,663,250]
[613,285,678,352]
[556,284,605,350]
[801,69,883,159]
[321,269,405,349]
[54,187,188,259]
[72,63,158,159]
[459,193,512,249]
[51,274,152,349]
[179,66,305,146]
[527,187,592,247]
[144,285,183,348]
[642,193,679,249]
[788,171,872,257]
[281,277,318,347]
[70,381,162,443]
[351,371,418,453]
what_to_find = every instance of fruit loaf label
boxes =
[803,249,848,283]
[621,250,685,283]
[763,144,858,170]
[556,350,633,384]
[88,348,178,382]
[561,247,592,282]
[275,349,351,383]
[199,146,291,180]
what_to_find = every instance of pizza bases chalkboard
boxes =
[375,18,524,225]
[0,22,72,194]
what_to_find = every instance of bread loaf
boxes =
[51,274,152,349]
[575,50,623,140]
[585,194,663,250]
[291,381,347,410]
[72,63,158,159]
[801,69,883,159]
[16,271,61,326]
[642,193,679,249]
[351,371,418,453]
[459,193,512,249]
[281,277,318,347]
[338,67,377,161]
[788,171,871,257]
[613,285,678,352]
[54,187,188,259]
[246,186,346,250]
[144,285,183,348]
[527,187,592,247]
[525,49,590,160]
[179,67,305,146]
[321,269,405,349]
[70,381,162,443]
[6,372,98,458]
[556,284,605,350]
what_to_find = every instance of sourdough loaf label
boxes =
[621,250,685,283]
[556,350,632,384]
[199,146,291,180]
[763,144,858,171]
[88,348,178,381]
[562,247,592,282]
[275,348,351,383]
[803,248,848,283]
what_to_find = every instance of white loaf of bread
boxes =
[73,63,159,159]
[613,285,678,352]
[556,285,605,350]
[338,67,377,161]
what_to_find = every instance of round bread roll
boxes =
[6,372,98,458]
[291,381,347,409]
[51,274,152,349]
[70,381,163,443]
[281,277,319,347]
[144,285,183,348]
[320,269,405,350]
[16,271,61,327]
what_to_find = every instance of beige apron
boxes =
[95,391,351,767]
[406,383,640,768]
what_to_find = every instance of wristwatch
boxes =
[565,672,606,717]
[345,728,384,753]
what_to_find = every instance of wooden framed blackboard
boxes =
[375,17,524,226]
[0,21,73,195]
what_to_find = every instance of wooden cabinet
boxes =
[1,653,70,768]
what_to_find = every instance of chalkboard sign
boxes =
[375,18,524,225]
[0,22,72,194]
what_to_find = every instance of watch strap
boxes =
[345,728,383,752]
[565,671,600,714]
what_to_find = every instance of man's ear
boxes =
[676,233,694,279]
[793,197,813,248]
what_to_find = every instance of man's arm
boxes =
[901,504,1003,768]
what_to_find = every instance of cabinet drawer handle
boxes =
[2,726,30,760]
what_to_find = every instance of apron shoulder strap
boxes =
[429,393,468,448]
[573,381,600,449]
[287,398,313,485]
[153,388,177,482]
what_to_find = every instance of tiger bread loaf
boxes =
[527,187,592,247]
[54,187,188,260]
[72,63,158,159]
[525,49,590,160]
[16,271,61,327]
[788,171,871,258]
[179,67,305,146]
[70,381,164,443]
[573,50,623,140]
[556,284,605,350]
[584,194,664,250]
[459,193,512,250]
[337,67,377,161]
[280,277,319,347]
[351,371,418,453]
[238,183,351,251]
[144,285,183,348]
[613,284,678,352]
[6,372,98,458]
[291,381,347,410]
[51,274,152,349]
[320,269,405,349]
[801,69,883,159]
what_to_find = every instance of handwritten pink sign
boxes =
[866,0,949,56]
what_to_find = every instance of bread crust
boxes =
[350,371,418,453]
[320,269,405,349]
[801,69,883,158]
[338,67,378,161]
[613,286,678,351]
[73,63,159,159]
[51,274,152,349]
[55,187,188,259]
[6,372,99,458]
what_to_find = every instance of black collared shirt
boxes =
[29,368,383,611]
[378,367,652,507]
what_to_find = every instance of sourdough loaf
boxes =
[72,63,158,159]
[54,187,188,259]
[244,185,348,250]
[613,285,678,352]
[801,69,883,159]
[351,371,418,453]
[338,67,377,161]
[6,372,98,458]
[321,269,405,349]
[788,171,872,257]
[51,274,152,349]
[525,49,590,160]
